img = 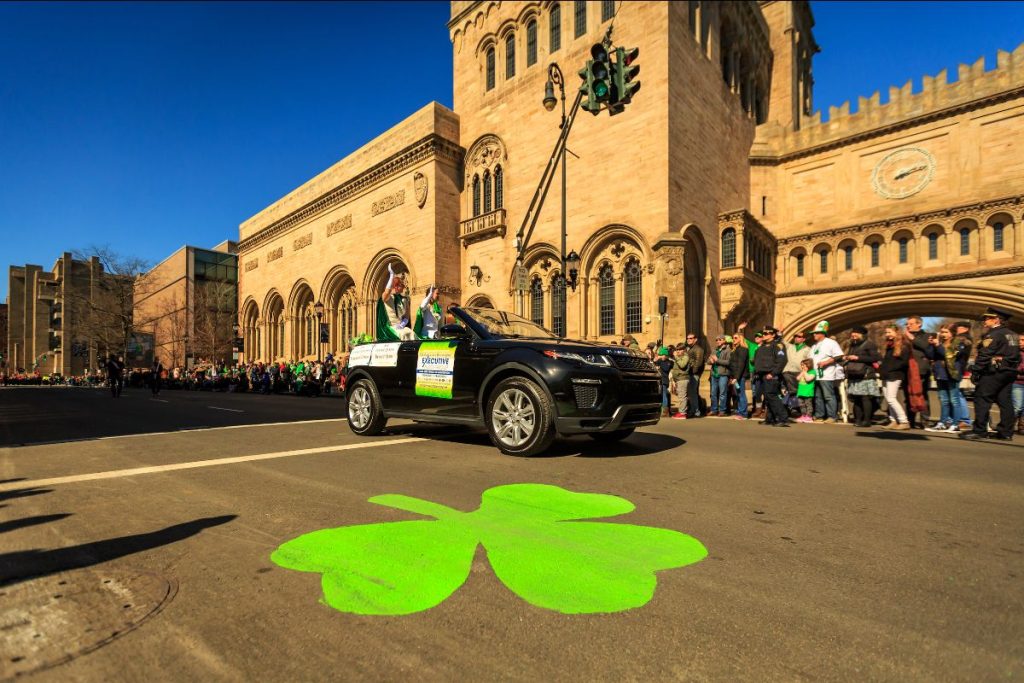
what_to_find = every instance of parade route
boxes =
[1,388,1021,681]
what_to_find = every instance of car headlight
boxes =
[542,350,612,367]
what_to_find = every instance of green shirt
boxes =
[797,369,817,398]
[746,340,759,374]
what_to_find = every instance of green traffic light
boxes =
[593,80,608,98]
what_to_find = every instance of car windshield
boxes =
[461,308,558,339]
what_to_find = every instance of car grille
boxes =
[624,380,661,397]
[612,355,655,372]
[572,384,600,409]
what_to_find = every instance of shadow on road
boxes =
[0,487,52,504]
[0,513,72,535]
[0,515,236,587]
[855,431,930,441]
[386,423,683,458]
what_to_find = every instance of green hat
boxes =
[657,347,669,356]
[812,320,830,334]
[724,335,733,343]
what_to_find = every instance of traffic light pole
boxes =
[514,85,584,267]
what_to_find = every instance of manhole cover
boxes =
[0,571,175,679]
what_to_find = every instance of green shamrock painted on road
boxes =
[271,483,707,615]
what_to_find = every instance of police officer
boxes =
[960,307,1021,441]
[754,326,789,427]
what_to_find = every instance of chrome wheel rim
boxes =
[349,386,372,429]
[491,388,536,448]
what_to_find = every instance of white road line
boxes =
[151,398,169,403]
[0,437,422,492]
[208,406,244,413]
[4,417,349,447]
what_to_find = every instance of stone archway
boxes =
[362,250,414,341]
[263,291,285,361]
[321,267,357,353]
[779,280,1024,335]
[240,298,259,364]
[287,281,315,359]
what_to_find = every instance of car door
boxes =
[449,338,502,416]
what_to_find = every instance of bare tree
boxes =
[69,245,160,364]
[191,279,236,365]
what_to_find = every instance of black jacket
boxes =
[753,339,787,375]
[975,325,1022,373]
[845,338,880,379]
[908,330,931,377]
[727,345,748,381]
[880,342,910,381]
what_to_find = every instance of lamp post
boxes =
[314,300,324,363]
[544,63,580,334]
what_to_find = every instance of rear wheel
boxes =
[486,377,556,457]
[588,428,635,442]
[347,379,387,436]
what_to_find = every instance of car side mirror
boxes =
[438,323,469,339]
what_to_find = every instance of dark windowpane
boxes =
[870,242,880,267]
[551,275,565,337]
[472,175,480,217]
[527,21,537,66]
[505,34,515,78]
[898,237,908,264]
[574,0,586,37]
[625,259,642,334]
[494,166,503,209]
[486,48,495,90]
[819,250,828,274]
[550,4,561,52]
[602,0,615,22]
[530,277,544,326]
[994,222,1004,251]
[928,233,938,260]
[599,266,615,335]
[796,253,804,277]
[960,228,970,255]
[721,229,736,268]
[483,171,492,213]
[844,246,853,271]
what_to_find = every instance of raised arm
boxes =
[381,263,396,301]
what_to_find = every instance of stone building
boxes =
[134,241,239,369]
[5,254,125,375]
[237,1,1024,362]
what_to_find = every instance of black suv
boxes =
[343,306,662,456]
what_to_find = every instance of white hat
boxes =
[812,320,830,334]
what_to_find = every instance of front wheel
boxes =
[588,428,635,442]
[486,377,556,457]
[347,379,387,436]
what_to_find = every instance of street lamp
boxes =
[566,250,581,291]
[544,63,577,333]
[469,264,482,285]
[314,300,324,363]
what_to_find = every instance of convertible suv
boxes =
[343,306,661,456]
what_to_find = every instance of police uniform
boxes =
[753,328,789,426]
[963,308,1021,440]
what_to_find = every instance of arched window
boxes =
[530,277,544,326]
[472,175,481,217]
[721,228,736,268]
[551,274,565,337]
[494,165,504,209]
[526,20,538,66]
[819,250,828,274]
[795,253,804,277]
[960,227,970,255]
[505,33,516,79]
[870,242,881,268]
[602,0,615,21]
[483,171,492,213]
[843,246,853,271]
[898,237,909,264]
[306,311,314,357]
[928,233,939,260]
[486,47,495,91]
[549,4,561,52]
[993,222,1005,251]
[574,0,587,37]
[625,258,643,334]
[599,265,615,335]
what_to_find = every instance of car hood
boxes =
[501,337,646,357]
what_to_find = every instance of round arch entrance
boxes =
[780,281,1024,335]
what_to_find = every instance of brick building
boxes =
[236,1,1024,362]
[5,253,126,375]
[134,241,239,369]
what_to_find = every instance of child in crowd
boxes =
[796,358,816,423]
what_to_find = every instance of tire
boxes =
[485,376,556,457]
[346,378,387,436]
[588,428,635,442]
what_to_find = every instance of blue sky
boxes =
[2,1,1023,300]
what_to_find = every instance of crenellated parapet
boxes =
[752,42,1024,162]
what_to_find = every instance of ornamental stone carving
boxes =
[293,233,312,250]
[267,247,283,262]
[372,190,406,216]
[414,172,428,208]
[326,214,352,236]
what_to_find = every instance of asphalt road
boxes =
[1,388,1022,681]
